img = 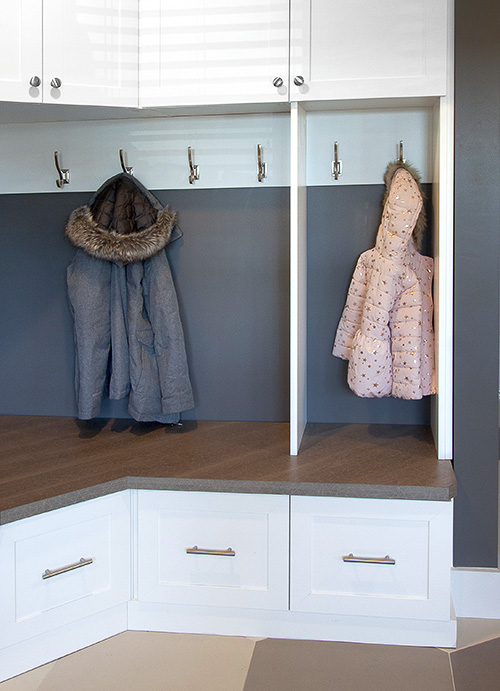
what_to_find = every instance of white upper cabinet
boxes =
[0,0,138,107]
[43,0,138,107]
[289,0,448,101]
[139,0,290,107]
[0,2,43,103]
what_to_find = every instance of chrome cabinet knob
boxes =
[273,77,284,88]
[29,76,41,87]
[50,77,62,88]
[293,75,305,86]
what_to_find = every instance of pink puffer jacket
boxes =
[332,161,436,400]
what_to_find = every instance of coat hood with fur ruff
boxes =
[65,173,179,264]
[382,159,426,249]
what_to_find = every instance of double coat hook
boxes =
[188,147,200,184]
[54,151,70,188]
[119,149,133,175]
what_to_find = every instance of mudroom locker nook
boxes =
[1,0,497,680]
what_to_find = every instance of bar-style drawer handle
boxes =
[342,553,396,565]
[186,546,235,557]
[42,557,94,579]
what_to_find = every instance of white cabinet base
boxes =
[128,600,457,649]
[0,604,127,683]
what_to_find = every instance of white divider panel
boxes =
[306,107,434,186]
[0,113,290,194]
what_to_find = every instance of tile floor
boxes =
[1,619,500,690]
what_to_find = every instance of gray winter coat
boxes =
[65,173,194,422]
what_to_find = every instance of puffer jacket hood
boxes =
[382,159,426,250]
[65,173,179,264]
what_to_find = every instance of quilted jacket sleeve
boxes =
[332,256,368,360]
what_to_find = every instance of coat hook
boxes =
[188,146,200,185]
[331,141,342,180]
[398,140,405,163]
[54,151,70,188]
[257,144,267,182]
[119,149,133,175]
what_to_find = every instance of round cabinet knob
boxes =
[273,77,284,88]
[50,78,62,88]
[29,76,41,87]
[293,75,305,86]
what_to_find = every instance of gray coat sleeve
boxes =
[66,250,111,419]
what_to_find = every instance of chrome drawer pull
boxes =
[42,557,94,580]
[343,553,396,565]
[186,546,235,557]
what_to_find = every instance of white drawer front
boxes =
[0,492,130,646]
[137,491,289,610]
[290,496,452,621]
[15,514,112,621]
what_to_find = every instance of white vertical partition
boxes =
[290,102,308,455]
[431,0,454,460]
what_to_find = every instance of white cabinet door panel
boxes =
[291,496,452,621]
[290,0,448,101]
[140,0,289,107]
[0,1,42,103]
[43,0,138,106]
[0,492,130,647]
[137,490,289,610]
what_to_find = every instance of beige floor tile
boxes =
[0,662,56,690]
[455,617,500,649]
[32,632,257,691]
[451,636,500,691]
[244,639,454,691]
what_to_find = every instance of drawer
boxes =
[290,496,453,621]
[0,492,130,646]
[137,490,289,610]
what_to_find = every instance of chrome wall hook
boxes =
[54,151,70,188]
[257,144,267,182]
[188,147,200,184]
[398,140,405,163]
[119,149,133,175]
[331,141,342,180]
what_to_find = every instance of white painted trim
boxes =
[0,604,128,683]
[289,102,307,455]
[128,600,457,649]
[432,0,455,460]
[451,568,500,619]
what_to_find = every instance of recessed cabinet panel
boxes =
[0,1,42,102]
[137,490,289,609]
[290,496,453,621]
[140,0,289,107]
[43,0,138,106]
[0,493,130,647]
[290,0,448,100]
[15,515,113,621]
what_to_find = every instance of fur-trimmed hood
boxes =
[65,173,180,264]
[382,159,426,249]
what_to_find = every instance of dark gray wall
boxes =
[453,0,500,566]
[0,188,290,422]
[307,184,432,425]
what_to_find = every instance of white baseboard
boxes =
[0,604,128,683]
[128,600,457,649]
[452,568,500,618]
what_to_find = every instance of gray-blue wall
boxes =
[453,0,500,567]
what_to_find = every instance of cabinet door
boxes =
[42,0,138,107]
[0,1,43,103]
[0,492,130,647]
[290,496,453,621]
[290,0,448,101]
[137,490,289,610]
[140,0,289,107]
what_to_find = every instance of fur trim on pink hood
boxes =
[332,162,436,400]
